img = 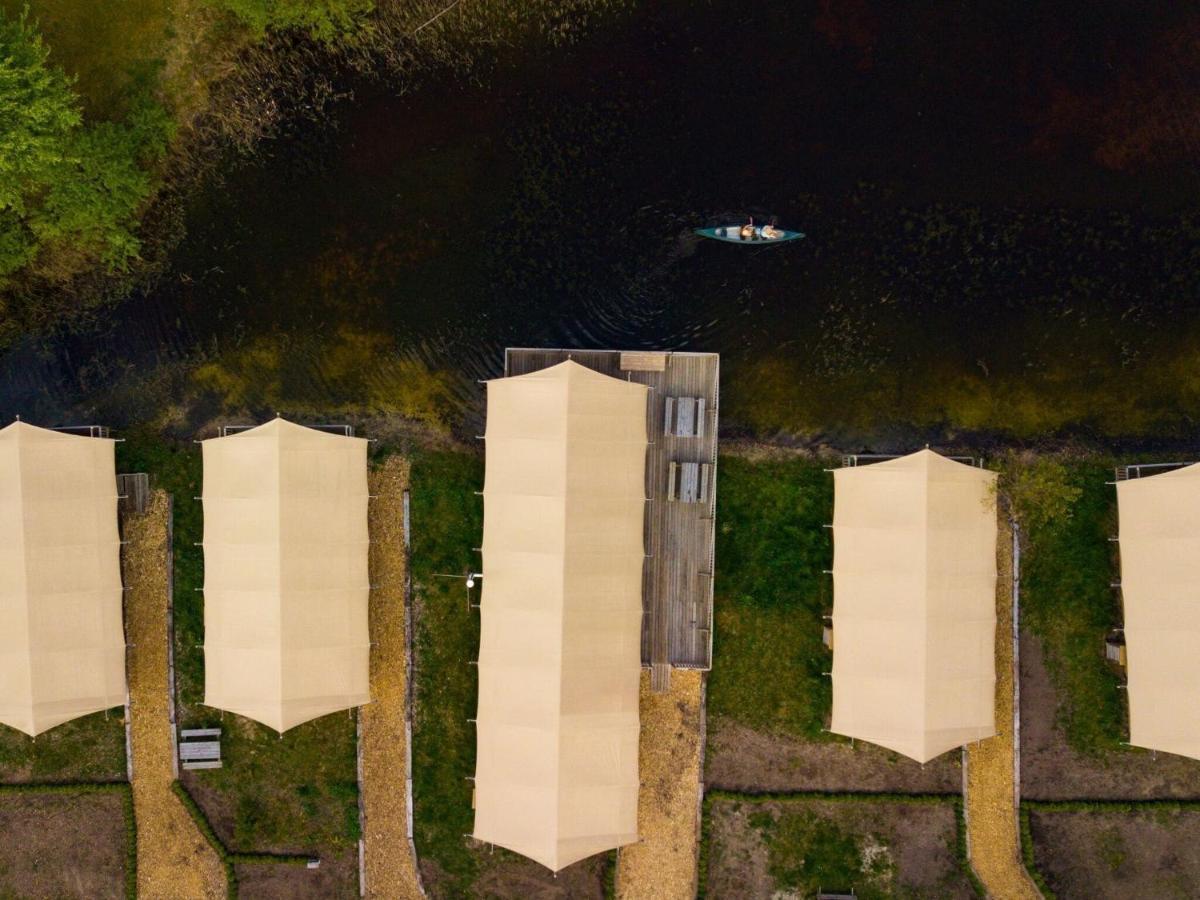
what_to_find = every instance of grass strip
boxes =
[408,450,483,892]
[0,781,137,899]
[1018,459,1123,754]
[708,455,833,739]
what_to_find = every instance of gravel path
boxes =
[125,491,226,899]
[965,517,1041,900]
[616,669,704,900]
[361,457,424,899]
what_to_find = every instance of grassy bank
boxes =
[707,454,833,739]
[1019,458,1124,754]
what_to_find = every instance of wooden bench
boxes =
[1105,637,1126,666]
[663,397,706,437]
[667,462,712,503]
[180,728,223,771]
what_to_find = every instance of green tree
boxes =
[0,8,172,283]
[1000,455,1084,534]
[0,7,81,214]
[209,0,374,42]
[30,105,171,272]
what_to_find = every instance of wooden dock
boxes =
[504,349,719,683]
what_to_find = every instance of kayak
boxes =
[695,225,805,244]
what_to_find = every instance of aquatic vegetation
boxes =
[189,326,464,430]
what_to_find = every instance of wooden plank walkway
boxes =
[505,349,719,678]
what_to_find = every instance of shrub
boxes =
[0,8,172,285]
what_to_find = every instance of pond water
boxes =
[3,0,1199,446]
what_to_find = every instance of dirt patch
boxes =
[706,718,960,794]
[361,456,423,899]
[616,669,703,900]
[234,848,357,899]
[1028,807,1200,899]
[705,796,974,899]
[0,791,127,899]
[1020,629,1200,800]
[125,490,226,899]
[472,851,609,899]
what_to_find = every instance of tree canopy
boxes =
[0,7,171,285]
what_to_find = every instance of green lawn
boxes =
[117,432,360,863]
[1019,458,1124,754]
[0,708,127,784]
[707,454,833,739]
[407,450,483,892]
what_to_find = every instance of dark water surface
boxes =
[4,0,1199,446]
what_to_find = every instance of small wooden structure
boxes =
[667,461,711,504]
[663,396,706,438]
[1105,635,1127,666]
[822,624,834,650]
[117,473,150,515]
[179,728,223,770]
[619,351,668,372]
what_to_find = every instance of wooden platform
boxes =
[179,728,222,771]
[505,348,719,677]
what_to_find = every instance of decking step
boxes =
[620,351,668,372]
[650,663,671,693]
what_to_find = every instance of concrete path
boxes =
[616,669,705,900]
[125,491,225,899]
[361,457,424,899]
[965,517,1042,899]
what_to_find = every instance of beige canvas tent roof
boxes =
[201,418,370,733]
[472,361,647,872]
[1118,463,1200,760]
[830,449,998,763]
[0,421,125,737]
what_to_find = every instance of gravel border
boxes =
[964,516,1041,899]
[360,457,425,899]
[125,490,226,899]
[616,669,705,900]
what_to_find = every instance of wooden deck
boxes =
[504,348,719,680]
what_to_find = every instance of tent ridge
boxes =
[13,430,34,716]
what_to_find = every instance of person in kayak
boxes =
[739,218,756,240]
[761,223,783,239]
